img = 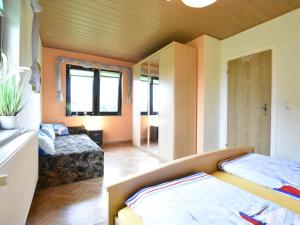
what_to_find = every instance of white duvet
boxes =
[219,153,300,199]
[126,173,300,225]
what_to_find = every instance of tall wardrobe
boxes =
[132,42,197,161]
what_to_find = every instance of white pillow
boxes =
[40,124,56,141]
[38,131,55,154]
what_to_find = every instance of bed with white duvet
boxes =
[219,153,300,200]
[125,172,300,225]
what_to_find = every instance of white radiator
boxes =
[0,132,38,225]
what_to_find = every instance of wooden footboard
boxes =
[106,147,254,225]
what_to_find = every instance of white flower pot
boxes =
[0,116,18,129]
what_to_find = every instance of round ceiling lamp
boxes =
[181,0,217,8]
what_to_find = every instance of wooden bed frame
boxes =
[106,147,254,225]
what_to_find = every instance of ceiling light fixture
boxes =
[181,0,217,8]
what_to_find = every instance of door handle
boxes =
[0,174,8,187]
[262,104,268,116]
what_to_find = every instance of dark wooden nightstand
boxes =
[85,129,103,148]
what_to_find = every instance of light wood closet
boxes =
[132,42,197,161]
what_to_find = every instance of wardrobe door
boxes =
[159,46,175,161]
[139,65,150,151]
[132,64,141,146]
[173,43,197,159]
[147,58,160,155]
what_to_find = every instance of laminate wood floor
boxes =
[26,143,162,225]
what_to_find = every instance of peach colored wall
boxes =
[42,47,134,143]
[187,36,205,153]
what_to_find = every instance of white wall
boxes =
[2,0,42,130]
[18,0,42,130]
[220,8,300,161]
[203,36,221,151]
[2,0,21,64]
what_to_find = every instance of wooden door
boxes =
[227,50,271,155]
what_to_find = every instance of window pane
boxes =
[140,80,149,113]
[99,71,120,112]
[153,82,159,113]
[70,69,94,76]
[153,78,159,85]
[70,69,94,112]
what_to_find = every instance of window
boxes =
[140,76,159,115]
[66,65,122,116]
[68,67,94,112]
[99,70,122,115]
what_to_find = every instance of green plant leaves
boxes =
[0,73,24,116]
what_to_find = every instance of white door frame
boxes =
[220,45,277,157]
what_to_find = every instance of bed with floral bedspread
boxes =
[38,134,104,189]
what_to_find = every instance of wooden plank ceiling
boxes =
[39,0,300,62]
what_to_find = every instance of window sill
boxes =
[66,113,122,117]
[0,129,21,147]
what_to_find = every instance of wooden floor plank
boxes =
[26,143,162,225]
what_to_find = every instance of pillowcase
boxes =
[40,123,55,141]
[53,123,70,136]
[38,147,47,156]
[38,131,55,155]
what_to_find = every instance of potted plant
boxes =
[0,55,25,129]
[66,102,72,116]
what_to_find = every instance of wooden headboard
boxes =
[106,147,254,225]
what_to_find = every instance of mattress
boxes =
[118,171,300,225]
[38,134,104,188]
[54,134,101,155]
